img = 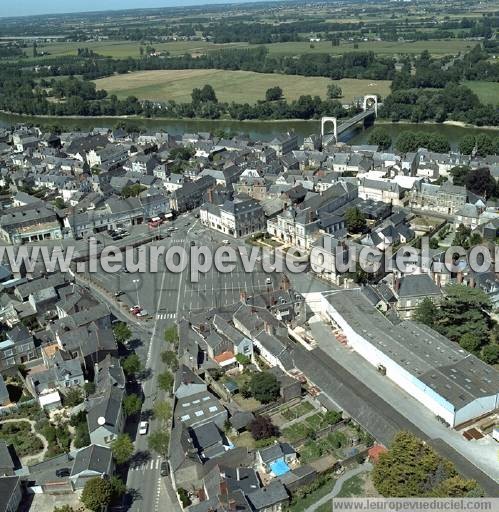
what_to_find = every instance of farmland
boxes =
[261,39,474,58]
[31,38,475,61]
[464,80,499,106]
[94,70,392,104]
[33,40,247,60]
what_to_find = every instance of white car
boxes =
[265,277,272,285]
[222,239,230,245]
[139,421,149,435]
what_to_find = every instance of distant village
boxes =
[0,124,498,511]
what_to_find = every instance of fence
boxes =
[0,398,36,417]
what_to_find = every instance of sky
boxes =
[0,0,261,18]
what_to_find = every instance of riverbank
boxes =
[2,109,499,131]
[1,111,497,149]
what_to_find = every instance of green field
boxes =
[464,81,499,105]
[94,70,391,104]
[31,37,473,61]
[34,40,247,59]
[262,39,475,57]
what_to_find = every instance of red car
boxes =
[129,305,142,315]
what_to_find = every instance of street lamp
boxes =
[132,278,140,307]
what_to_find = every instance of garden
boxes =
[0,420,44,457]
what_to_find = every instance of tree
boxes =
[481,343,499,364]
[54,197,65,209]
[153,400,172,424]
[235,353,251,366]
[436,284,492,348]
[148,430,170,455]
[464,167,496,198]
[459,333,481,353]
[265,86,283,102]
[368,128,392,150]
[63,387,84,407]
[158,370,174,394]
[327,83,343,99]
[109,476,126,499]
[113,322,132,345]
[177,488,192,508]
[161,350,178,369]
[111,434,134,465]
[450,165,469,187]
[192,84,217,104]
[459,135,475,155]
[345,207,366,234]
[122,354,142,377]
[429,238,439,249]
[475,134,494,157]
[169,146,195,161]
[372,431,480,497]
[164,325,179,345]
[80,477,113,511]
[123,393,142,417]
[413,297,437,328]
[249,372,280,403]
[249,415,279,441]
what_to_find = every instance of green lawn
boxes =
[94,70,391,104]
[280,401,315,421]
[464,81,499,106]
[336,474,365,498]
[287,476,336,512]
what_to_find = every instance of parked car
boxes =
[139,421,149,435]
[56,468,71,478]
[114,291,124,297]
[137,310,149,317]
[130,305,141,315]
[265,277,272,285]
[222,239,229,245]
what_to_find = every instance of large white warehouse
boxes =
[321,289,499,427]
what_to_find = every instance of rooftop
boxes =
[324,290,499,408]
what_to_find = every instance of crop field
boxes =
[94,70,392,104]
[33,40,247,59]
[31,37,473,62]
[464,81,499,105]
[261,39,475,57]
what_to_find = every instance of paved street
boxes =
[76,212,335,511]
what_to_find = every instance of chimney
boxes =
[240,291,247,304]
[264,321,273,335]
[394,277,400,293]
[207,187,213,203]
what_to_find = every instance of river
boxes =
[0,112,496,149]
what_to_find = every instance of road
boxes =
[80,212,335,512]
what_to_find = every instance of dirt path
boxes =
[0,418,49,465]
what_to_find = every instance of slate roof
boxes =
[71,444,112,476]
[0,476,20,512]
[246,480,288,510]
[397,274,441,298]
[87,385,124,433]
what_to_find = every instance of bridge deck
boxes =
[337,107,375,134]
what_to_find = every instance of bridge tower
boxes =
[362,95,378,116]
[321,116,337,141]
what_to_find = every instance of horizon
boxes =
[0,0,268,19]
